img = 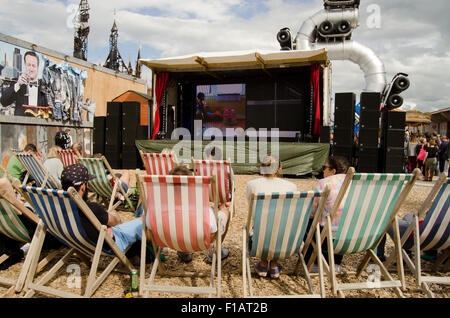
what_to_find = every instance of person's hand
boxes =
[15,73,30,91]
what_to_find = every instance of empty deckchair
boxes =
[139,151,178,175]
[137,174,222,297]
[243,187,330,297]
[0,176,60,297]
[385,173,449,297]
[192,158,236,219]
[57,149,79,168]
[77,156,134,212]
[20,185,134,298]
[16,153,60,189]
[309,167,420,298]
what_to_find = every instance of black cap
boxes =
[61,164,95,186]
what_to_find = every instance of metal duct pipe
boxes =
[295,8,386,92]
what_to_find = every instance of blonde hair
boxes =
[260,155,281,177]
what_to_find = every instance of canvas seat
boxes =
[139,151,178,175]
[16,153,60,189]
[57,149,80,168]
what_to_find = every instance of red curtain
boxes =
[310,64,321,140]
[152,72,169,139]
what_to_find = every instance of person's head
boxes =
[429,139,436,146]
[72,142,83,155]
[259,155,281,177]
[323,155,350,178]
[23,143,37,154]
[24,51,39,81]
[169,165,193,176]
[61,164,95,200]
[197,92,205,101]
[55,130,70,150]
[65,129,71,135]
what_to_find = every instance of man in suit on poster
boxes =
[0,51,48,116]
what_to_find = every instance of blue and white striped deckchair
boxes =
[243,187,330,298]
[316,167,420,298]
[20,185,134,298]
[77,156,135,212]
[386,173,449,297]
[16,153,60,189]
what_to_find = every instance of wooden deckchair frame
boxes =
[385,173,449,297]
[77,156,135,212]
[243,187,330,298]
[137,174,223,297]
[192,157,236,222]
[307,167,420,298]
[139,150,179,175]
[20,186,134,298]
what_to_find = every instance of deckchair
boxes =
[243,187,331,297]
[0,175,60,297]
[139,151,178,175]
[192,158,236,220]
[385,173,449,297]
[77,156,135,212]
[16,153,60,189]
[308,167,420,298]
[57,149,80,168]
[137,174,223,297]
[20,185,134,298]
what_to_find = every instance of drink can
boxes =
[130,269,138,292]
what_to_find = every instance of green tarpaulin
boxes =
[135,140,330,176]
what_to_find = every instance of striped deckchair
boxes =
[192,158,235,220]
[312,167,420,298]
[137,174,222,297]
[16,153,60,189]
[385,173,449,297]
[20,185,134,298]
[139,151,178,175]
[0,176,60,297]
[77,156,134,212]
[57,149,79,168]
[243,187,331,297]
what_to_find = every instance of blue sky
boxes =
[0,0,448,113]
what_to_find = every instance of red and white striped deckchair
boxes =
[192,158,235,219]
[139,151,178,175]
[57,149,79,168]
[137,174,222,297]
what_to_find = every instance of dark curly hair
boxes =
[327,155,350,174]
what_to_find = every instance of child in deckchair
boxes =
[167,165,231,264]
[303,155,350,273]
[246,155,297,278]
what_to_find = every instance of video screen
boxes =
[196,84,246,137]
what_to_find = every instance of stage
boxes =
[135,140,330,176]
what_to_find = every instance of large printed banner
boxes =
[0,40,93,123]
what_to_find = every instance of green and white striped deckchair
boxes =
[316,167,420,298]
[243,187,330,298]
[77,156,135,212]
[386,173,449,297]
[0,176,59,297]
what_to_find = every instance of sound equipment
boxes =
[357,92,381,172]
[105,102,122,169]
[333,93,355,162]
[93,116,106,155]
[320,126,331,144]
[121,102,140,169]
[380,110,406,173]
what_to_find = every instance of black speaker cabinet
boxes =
[357,146,379,173]
[334,93,355,148]
[384,147,405,173]
[320,126,331,143]
[335,92,356,112]
[332,145,353,164]
[333,128,354,147]
[105,102,123,169]
[93,116,106,155]
[122,102,140,145]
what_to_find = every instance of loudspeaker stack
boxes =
[380,110,406,173]
[332,92,355,164]
[105,102,122,169]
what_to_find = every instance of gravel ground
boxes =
[1,172,448,298]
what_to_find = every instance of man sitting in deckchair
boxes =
[60,164,143,263]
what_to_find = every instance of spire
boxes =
[134,45,142,78]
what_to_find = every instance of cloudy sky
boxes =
[1,0,448,113]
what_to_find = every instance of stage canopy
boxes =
[139,48,328,73]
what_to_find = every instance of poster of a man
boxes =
[0,48,48,116]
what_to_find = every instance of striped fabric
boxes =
[250,191,322,261]
[22,185,111,257]
[17,153,59,189]
[193,159,231,203]
[333,173,412,255]
[419,178,449,251]
[143,175,212,253]
[142,153,177,175]
[0,197,30,243]
[77,158,113,199]
[57,149,78,168]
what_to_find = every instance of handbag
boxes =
[417,145,427,161]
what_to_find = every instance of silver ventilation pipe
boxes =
[295,8,386,92]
